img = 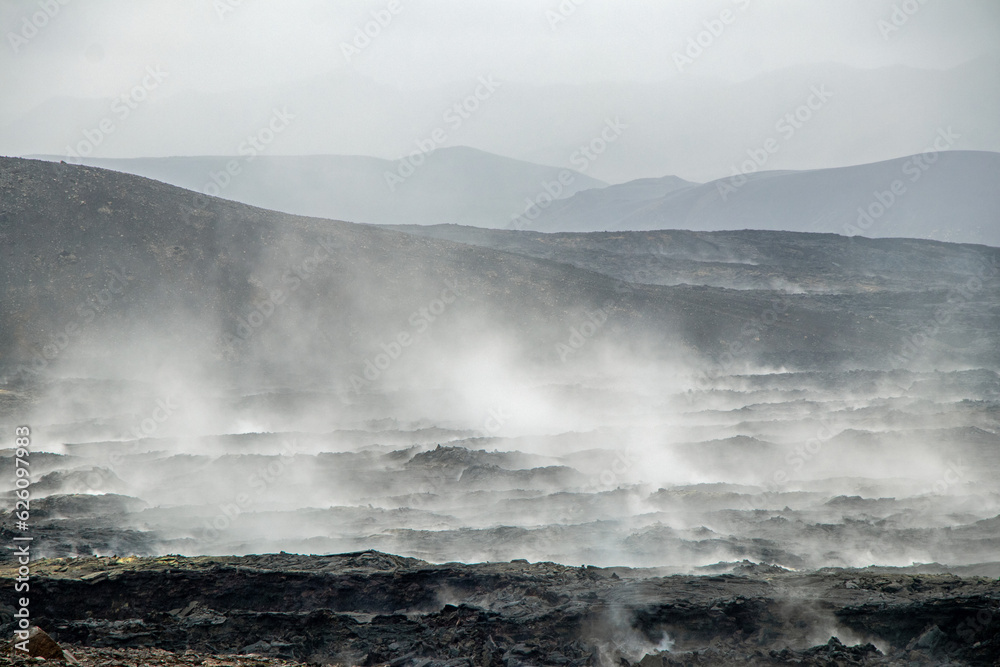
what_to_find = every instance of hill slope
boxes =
[28,147,605,228]
[1,157,998,392]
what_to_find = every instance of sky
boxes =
[0,0,998,180]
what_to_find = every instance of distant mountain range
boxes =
[522,150,1000,247]
[30,149,1000,247]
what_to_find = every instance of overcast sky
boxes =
[1,1,998,179]
[3,1,998,103]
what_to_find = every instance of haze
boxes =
[1,5,1000,663]
[2,0,999,181]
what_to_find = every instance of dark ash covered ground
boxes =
[1,551,999,666]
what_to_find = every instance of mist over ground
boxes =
[1,156,997,575]
[1,2,999,665]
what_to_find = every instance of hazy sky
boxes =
[1,1,998,180]
[2,0,998,105]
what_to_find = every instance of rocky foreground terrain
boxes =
[1,550,998,666]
